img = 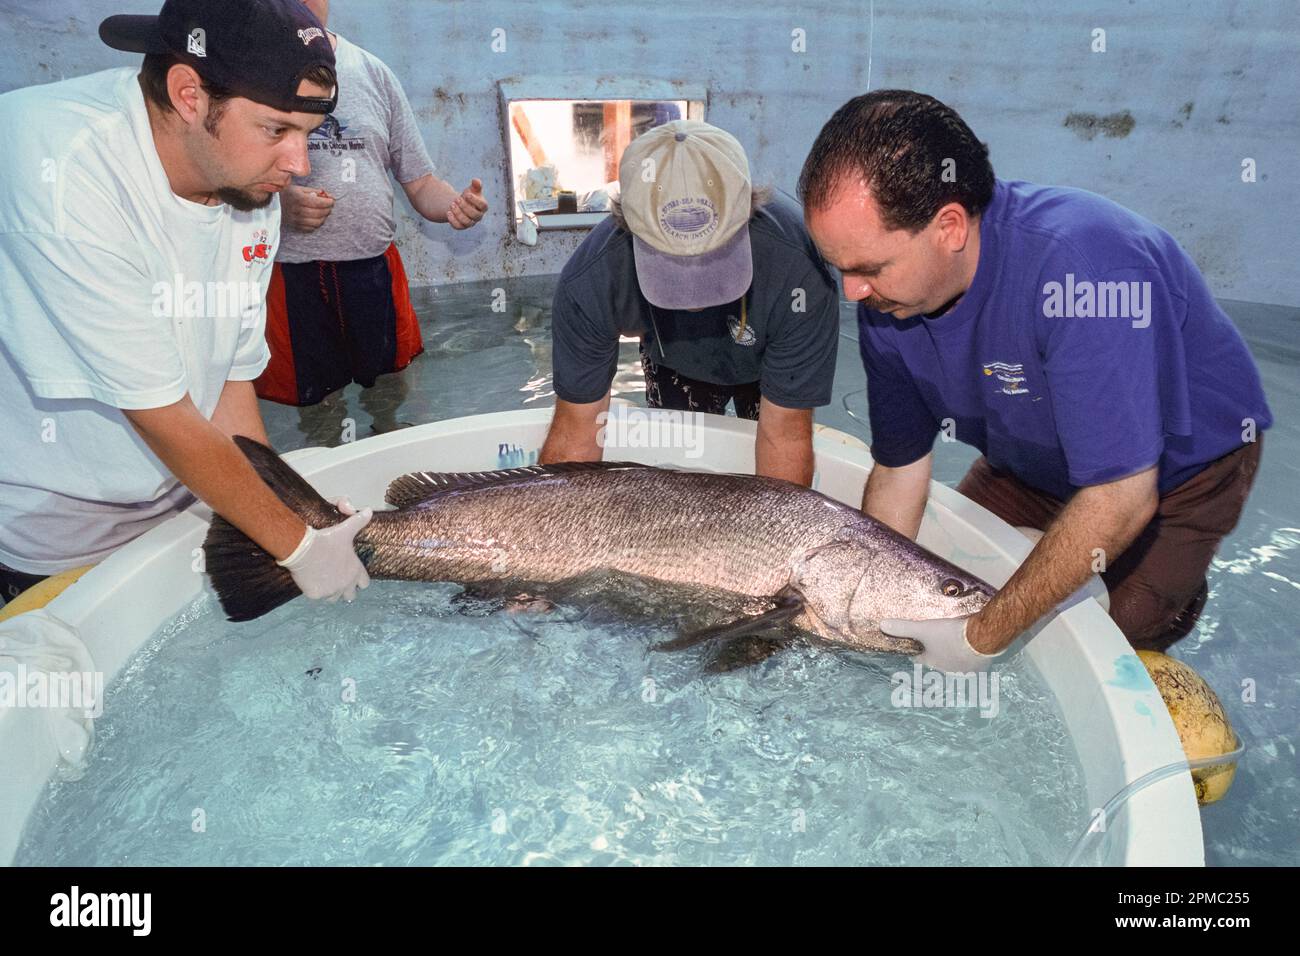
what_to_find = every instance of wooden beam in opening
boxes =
[603,100,632,183]
[511,104,549,168]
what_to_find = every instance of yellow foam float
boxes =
[1137,649,1239,806]
[0,565,95,624]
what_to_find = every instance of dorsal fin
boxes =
[384,460,649,508]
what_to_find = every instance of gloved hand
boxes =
[276,509,373,603]
[329,496,357,516]
[879,614,1001,674]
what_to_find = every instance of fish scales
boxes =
[204,438,995,658]
[359,469,843,595]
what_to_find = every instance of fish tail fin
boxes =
[202,436,337,622]
[203,514,301,622]
[231,435,335,523]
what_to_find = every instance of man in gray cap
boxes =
[540,120,840,485]
[0,0,372,611]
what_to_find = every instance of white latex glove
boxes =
[329,496,357,516]
[879,615,1001,674]
[277,509,373,603]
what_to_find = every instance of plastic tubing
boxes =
[1064,738,1247,866]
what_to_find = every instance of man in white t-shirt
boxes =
[0,0,372,611]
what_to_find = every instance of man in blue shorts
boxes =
[255,0,488,415]
[799,90,1270,671]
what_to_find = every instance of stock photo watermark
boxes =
[1041,273,1152,328]
[890,663,1000,719]
[49,886,151,936]
[0,665,103,719]
[151,275,263,326]
[597,405,706,459]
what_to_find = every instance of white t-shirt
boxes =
[0,67,277,575]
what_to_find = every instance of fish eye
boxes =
[940,578,965,598]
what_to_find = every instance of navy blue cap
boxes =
[99,0,337,114]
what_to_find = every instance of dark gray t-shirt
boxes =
[551,192,840,408]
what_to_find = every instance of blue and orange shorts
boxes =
[255,242,424,407]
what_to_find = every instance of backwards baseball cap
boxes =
[619,120,753,310]
[99,0,337,114]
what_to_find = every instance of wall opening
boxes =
[501,89,706,233]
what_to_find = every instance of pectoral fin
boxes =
[703,634,796,673]
[654,586,804,652]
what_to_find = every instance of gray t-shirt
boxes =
[551,192,840,408]
[277,35,436,263]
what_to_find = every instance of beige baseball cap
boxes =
[619,120,753,310]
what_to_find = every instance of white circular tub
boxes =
[0,406,1203,865]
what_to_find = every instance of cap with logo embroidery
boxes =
[619,120,754,311]
[99,0,337,114]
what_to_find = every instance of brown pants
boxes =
[957,438,1263,651]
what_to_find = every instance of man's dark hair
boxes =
[798,90,995,232]
[138,53,335,136]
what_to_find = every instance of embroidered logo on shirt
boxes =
[728,313,756,346]
[242,228,272,267]
[983,361,1029,396]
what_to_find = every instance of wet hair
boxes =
[797,90,995,232]
[607,183,774,233]
[138,53,335,135]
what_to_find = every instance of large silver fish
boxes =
[204,437,994,661]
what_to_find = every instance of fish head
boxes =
[795,523,995,654]
[845,542,995,650]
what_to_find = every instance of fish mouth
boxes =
[847,620,925,656]
[965,581,997,608]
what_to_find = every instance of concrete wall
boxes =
[2,0,1296,305]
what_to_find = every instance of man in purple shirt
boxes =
[799,90,1269,673]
